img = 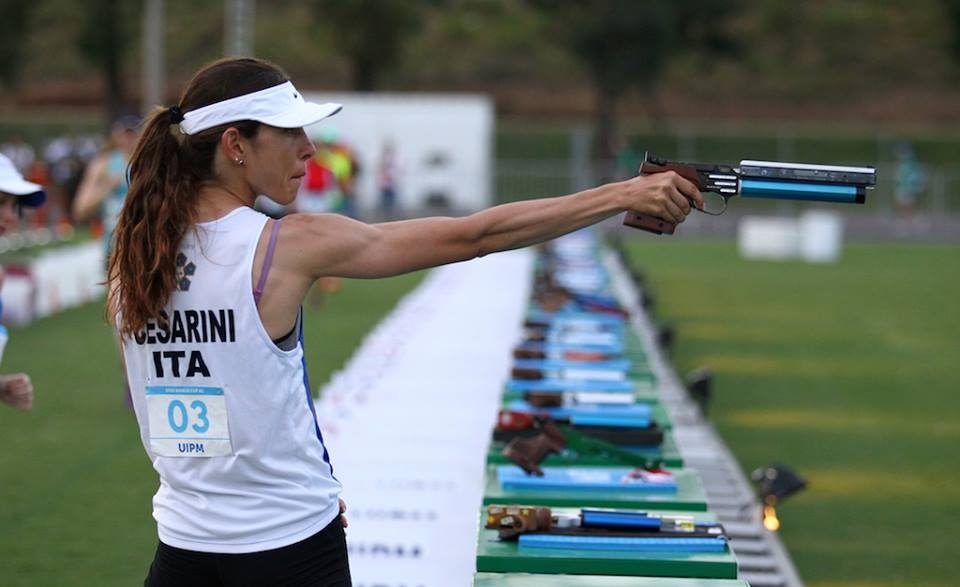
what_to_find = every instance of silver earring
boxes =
[236,158,245,166]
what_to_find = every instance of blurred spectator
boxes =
[1,136,35,174]
[72,115,140,253]
[0,153,44,411]
[893,141,925,226]
[73,116,140,408]
[295,132,339,214]
[377,139,401,220]
[42,134,96,228]
[23,160,51,229]
[314,128,360,218]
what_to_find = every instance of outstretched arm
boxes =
[283,171,702,279]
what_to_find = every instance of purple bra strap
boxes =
[253,219,283,304]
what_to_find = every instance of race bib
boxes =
[146,385,233,457]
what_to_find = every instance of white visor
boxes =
[0,154,45,206]
[179,81,342,135]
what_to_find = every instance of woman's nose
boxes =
[302,138,317,161]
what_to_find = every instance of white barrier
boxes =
[738,211,844,263]
[1,241,105,326]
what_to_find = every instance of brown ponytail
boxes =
[108,57,289,338]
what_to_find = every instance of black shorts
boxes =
[145,516,351,587]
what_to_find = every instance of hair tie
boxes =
[168,105,184,124]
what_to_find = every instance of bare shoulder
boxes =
[275,212,380,277]
[280,212,378,246]
[281,211,356,235]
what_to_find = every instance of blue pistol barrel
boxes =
[738,160,874,204]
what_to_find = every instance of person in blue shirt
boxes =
[72,115,140,407]
[73,115,140,253]
[0,153,43,410]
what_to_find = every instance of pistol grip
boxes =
[511,367,544,380]
[623,211,677,235]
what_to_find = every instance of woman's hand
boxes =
[338,498,348,529]
[622,170,705,225]
[0,373,33,411]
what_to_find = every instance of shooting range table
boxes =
[475,508,737,578]
[487,429,684,468]
[499,397,674,430]
[501,385,662,405]
[483,466,708,511]
[473,574,749,587]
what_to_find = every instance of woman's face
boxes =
[243,126,316,206]
[0,193,19,235]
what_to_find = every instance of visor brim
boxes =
[258,102,342,129]
[0,179,46,207]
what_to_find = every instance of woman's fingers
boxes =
[662,197,685,224]
[634,171,703,224]
[674,174,705,210]
[669,186,692,215]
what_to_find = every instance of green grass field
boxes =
[0,272,423,587]
[623,239,960,587]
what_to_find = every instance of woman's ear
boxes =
[220,127,246,164]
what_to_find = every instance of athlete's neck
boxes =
[195,183,256,223]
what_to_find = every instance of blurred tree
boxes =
[527,0,739,165]
[76,0,140,125]
[0,0,35,89]
[945,0,960,60]
[309,0,431,91]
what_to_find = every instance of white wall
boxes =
[1,241,106,327]
[301,92,494,215]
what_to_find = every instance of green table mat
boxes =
[473,574,748,586]
[499,397,673,431]
[475,508,737,578]
[487,431,684,468]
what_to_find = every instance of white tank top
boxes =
[121,206,341,554]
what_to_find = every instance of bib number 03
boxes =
[167,399,209,433]
[146,385,233,457]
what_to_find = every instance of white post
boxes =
[141,0,166,114]
[224,0,256,56]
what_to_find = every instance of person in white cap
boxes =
[0,153,42,411]
[108,57,701,586]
